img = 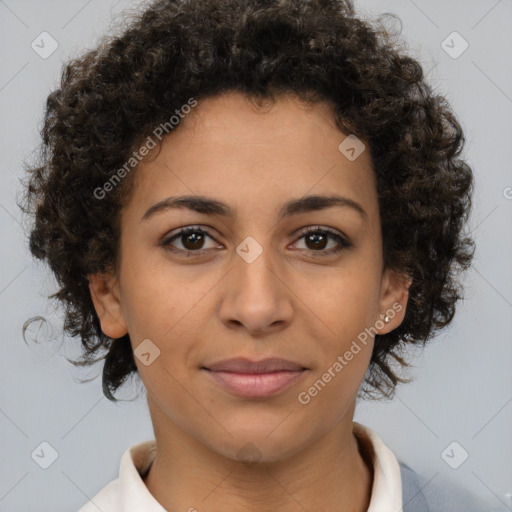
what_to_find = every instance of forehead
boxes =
[125,91,378,223]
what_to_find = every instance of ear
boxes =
[376,267,411,335]
[88,272,128,339]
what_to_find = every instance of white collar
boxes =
[79,422,402,511]
[353,422,403,511]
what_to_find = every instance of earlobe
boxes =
[377,268,411,335]
[88,272,128,339]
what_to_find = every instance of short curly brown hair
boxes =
[20,0,474,402]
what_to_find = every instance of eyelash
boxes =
[160,225,353,257]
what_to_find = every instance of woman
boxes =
[21,0,481,509]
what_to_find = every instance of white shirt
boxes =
[77,422,402,511]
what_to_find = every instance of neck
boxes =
[143,400,373,512]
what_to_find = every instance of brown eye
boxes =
[181,231,206,250]
[293,227,352,255]
[304,231,329,250]
[161,227,220,255]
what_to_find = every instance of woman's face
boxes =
[90,91,408,461]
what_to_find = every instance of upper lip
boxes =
[203,357,307,373]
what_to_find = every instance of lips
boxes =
[202,357,308,398]
[204,357,306,373]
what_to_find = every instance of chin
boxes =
[203,422,316,464]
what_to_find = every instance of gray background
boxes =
[0,0,511,511]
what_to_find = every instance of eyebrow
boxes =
[141,194,368,223]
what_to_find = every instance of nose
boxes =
[218,246,294,337]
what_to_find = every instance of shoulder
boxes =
[76,478,121,512]
[399,461,490,512]
[75,440,161,512]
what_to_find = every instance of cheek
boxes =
[118,243,202,339]
[296,271,379,413]
[120,258,216,386]
[295,347,371,429]
[306,264,381,342]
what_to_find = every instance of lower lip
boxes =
[202,369,307,398]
